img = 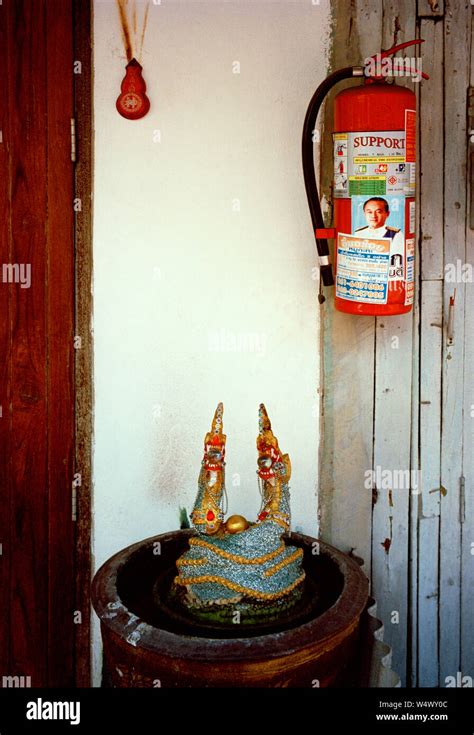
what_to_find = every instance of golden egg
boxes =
[225,514,249,534]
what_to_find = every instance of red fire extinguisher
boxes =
[303,40,428,316]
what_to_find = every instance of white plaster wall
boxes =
[92,0,330,684]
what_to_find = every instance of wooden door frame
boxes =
[0,0,93,687]
[73,0,93,688]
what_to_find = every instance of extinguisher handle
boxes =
[371,39,429,80]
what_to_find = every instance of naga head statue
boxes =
[257,403,291,483]
[173,403,304,620]
[203,401,226,472]
[191,402,226,535]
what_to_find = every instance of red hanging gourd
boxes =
[116,58,150,120]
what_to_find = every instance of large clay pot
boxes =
[92,530,369,687]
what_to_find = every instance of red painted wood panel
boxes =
[0,0,76,686]
[8,0,49,685]
[0,0,13,679]
[46,0,75,687]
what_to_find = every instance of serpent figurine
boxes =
[170,403,306,625]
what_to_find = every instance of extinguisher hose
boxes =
[302,66,363,287]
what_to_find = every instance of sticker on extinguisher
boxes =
[405,237,415,305]
[333,127,415,199]
[334,133,349,195]
[336,233,390,304]
[351,195,405,282]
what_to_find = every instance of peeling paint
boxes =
[126,622,148,647]
[103,610,118,619]
[103,600,123,619]
[124,613,139,628]
[393,15,401,46]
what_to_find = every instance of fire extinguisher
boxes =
[303,40,428,316]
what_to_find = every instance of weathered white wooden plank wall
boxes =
[371,0,417,687]
[321,0,472,687]
[418,282,442,685]
[440,0,470,687]
[417,16,443,687]
[409,116,421,688]
[461,13,474,683]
